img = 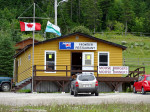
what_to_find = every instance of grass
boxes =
[94,33,150,74]
[0,103,149,112]
[18,89,31,93]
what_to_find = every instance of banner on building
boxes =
[98,66,129,74]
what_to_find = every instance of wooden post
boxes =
[34,65,36,76]
[62,81,64,92]
[97,66,98,77]
[33,80,36,92]
[66,66,67,77]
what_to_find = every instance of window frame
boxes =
[98,52,109,66]
[44,50,56,73]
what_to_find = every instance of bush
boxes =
[70,26,91,35]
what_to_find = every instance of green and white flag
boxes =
[45,21,61,36]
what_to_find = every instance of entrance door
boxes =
[71,52,82,75]
[82,52,94,74]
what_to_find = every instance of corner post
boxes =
[97,66,98,77]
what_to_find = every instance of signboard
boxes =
[98,66,129,74]
[59,42,74,50]
[59,42,97,50]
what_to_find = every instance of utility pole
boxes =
[54,0,68,25]
[55,0,57,25]
[32,3,35,93]
[18,3,50,93]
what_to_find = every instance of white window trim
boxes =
[98,51,109,66]
[44,50,56,73]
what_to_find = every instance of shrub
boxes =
[70,26,91,35]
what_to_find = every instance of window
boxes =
[146,76,150,81]
[45,51,56,73]
[85,54,92,65]
[138,76,143,81]
[78,75,95,81]
[28,54,31,60]
[98,52,109,66]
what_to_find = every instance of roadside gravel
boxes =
[0,92,150,106]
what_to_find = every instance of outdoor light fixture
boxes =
[76,36,79,40]
[55,0,68,25]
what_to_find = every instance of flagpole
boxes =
[32,2,35,93]
[55,0,57,25]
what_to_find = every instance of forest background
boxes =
[0,0,150,77]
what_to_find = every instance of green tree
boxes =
[132,17,145,32]
[114,21,124,32]
[0,31,15,77]
[80,0,102,32]
[98,0,112,30]
[144,10,150,33]
[70,25,91,35]
[122,0,134,35]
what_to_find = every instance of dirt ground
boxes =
[0,92,150,106]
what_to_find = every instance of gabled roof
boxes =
[15,37,39,50]
[14,32,127,58]
[15,38,39,44]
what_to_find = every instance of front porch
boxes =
[12,65,145,92]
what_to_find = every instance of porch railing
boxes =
[33,65,145,78]
[33,65,99,77]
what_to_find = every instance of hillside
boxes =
[94,33,150,74]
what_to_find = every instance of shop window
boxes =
[45,51,56,73]
[98,52,109,66]
[85,54,92,65]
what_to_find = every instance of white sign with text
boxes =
[74,42,97,50]
[98,66,129,74]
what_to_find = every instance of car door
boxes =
[136,76,142,91]
[71,78,76,91]
[138,76,144,91]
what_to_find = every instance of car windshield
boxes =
[78,75,95,81]
[146,76,150,81]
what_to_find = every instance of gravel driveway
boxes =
[0,92,150,106]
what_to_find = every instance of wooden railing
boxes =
[126,67,145,77]
[33,65,99,77]
[33,65,145,78]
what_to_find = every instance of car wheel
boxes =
[95,92,99,96]
[74,90,78,97]
[133,87,137,93]
[1,83,11,92]
[70,89,74,95]
[142,87,146,95]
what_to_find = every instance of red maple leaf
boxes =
[27,23,33,29]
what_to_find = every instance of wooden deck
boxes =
[32,65,145,92]
[12,65,145,92]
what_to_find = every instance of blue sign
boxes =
[59,42,74,50]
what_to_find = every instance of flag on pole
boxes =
[45,21,61,36]
[20,21,41,31]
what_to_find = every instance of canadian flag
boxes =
[20,21,41,31]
